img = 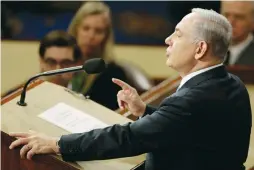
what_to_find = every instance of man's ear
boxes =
[194,41,208,60]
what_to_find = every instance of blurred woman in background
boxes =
[67,1,128,110]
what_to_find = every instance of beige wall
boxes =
[1,41,41,95]
[1,40,178,95]
[113,45,178,78]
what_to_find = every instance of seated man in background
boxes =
[39,30,82,87]
[221,1,254,65]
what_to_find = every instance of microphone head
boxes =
[83,58,106,74]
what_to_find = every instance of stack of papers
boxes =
[38,102,108,133]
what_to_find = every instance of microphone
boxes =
[17,58,106,106]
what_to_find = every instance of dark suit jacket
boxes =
[235,39,254,65]
[59,66,252,170]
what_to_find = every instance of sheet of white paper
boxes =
[38,102,108,133]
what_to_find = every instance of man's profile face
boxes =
[165,13,198,72]
[221,1,254,44]
[40,46,76,85]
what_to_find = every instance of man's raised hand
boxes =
[112,78,146,117]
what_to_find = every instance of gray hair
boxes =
[191,8,232,59]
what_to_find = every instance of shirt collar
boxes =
[177,63,224,90]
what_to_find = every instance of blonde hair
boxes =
[68,1,114,61]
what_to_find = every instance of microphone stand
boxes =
[17,65,83,106]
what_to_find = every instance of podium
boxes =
[1,80,145,170]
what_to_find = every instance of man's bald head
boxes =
[221,1,254,45]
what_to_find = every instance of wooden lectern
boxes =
[1,80,145,170]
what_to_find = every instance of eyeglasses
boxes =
[44,58,75,68]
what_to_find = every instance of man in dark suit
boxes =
[221,1,254,65]
[9,8,252,170]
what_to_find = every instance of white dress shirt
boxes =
[177,63,224,91]
[228,33,253,65]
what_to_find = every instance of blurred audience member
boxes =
[39,30,82,87]
[221,1,254,65]
[67,1,128,110]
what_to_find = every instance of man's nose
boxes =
[56,63,62,69]
[165,35,173,46]
[227,15,235,27]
